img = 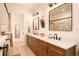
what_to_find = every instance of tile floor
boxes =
[8,39,35,56]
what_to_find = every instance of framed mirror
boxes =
[33,17,39,30]
[49,3,72,31]
[15,24,20,38]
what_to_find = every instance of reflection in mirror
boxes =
[40,16,45,28]
[49,3,72,31]
[33,17,39,30]
[15,24,20,38]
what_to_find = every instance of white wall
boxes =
[0,3,8,34]
[73,4,79,55]
[30,3,79,55]
[0,13,8,32]
[24,11,32,34]
[24,11,32,44]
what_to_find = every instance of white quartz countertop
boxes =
[0,35,7,47]
[0,35,7,56]
[27,33,76,50]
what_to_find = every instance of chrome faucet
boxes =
[54,33,61,40]
[48,33,61,40]
[54,33,58,40]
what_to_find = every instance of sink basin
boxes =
[48,36,54,39]
[40,33,45,37]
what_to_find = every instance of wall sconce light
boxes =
[32,12,39,17]
[48,3,57,8]
[37,12,39,15]
[48,3,53,7]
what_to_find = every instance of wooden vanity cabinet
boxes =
[48,43,76,56]
[27,35,76,56]
[35,39,48,56]
[48,43,65,56]
[27,35,48,56]
[27,35,32,49]
[27,35,37,51]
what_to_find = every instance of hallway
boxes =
[8,39,35,56]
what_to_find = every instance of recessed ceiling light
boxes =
[62,9,65,11]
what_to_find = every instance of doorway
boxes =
[11,13,24,42]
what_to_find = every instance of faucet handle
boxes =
[58,37,61,40]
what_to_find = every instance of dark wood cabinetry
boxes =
[27,34,76,56]
[35,39,48,56]
[48,43,65,56]
[27,35,32,48]
[27,35,48,56]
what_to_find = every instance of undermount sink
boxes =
[48,36,54,39]
[40,33,45,37]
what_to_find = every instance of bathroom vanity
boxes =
[0,35,8,56]
[26,33,76,56]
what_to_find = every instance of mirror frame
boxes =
[49,3,72,31]
[33,17,39,30]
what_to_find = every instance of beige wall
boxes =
[30,3,79,55]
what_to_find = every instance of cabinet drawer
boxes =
[48,48,64,56]
[48,43,65,55]
[35,46,47,56]
[37,39,48,47]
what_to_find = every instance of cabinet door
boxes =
[36,45,47,56]
[27,35,32,49]
[48,43,65,56]
[27,35,30,46]
[48,48,64,56]
[35,39,48,56]
[31,37,38,53]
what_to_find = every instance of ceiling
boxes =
[6,3,48,14]
[0,3,48,17]
[0,3,7,14]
